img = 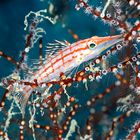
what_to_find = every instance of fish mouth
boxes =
[96,35,123,53]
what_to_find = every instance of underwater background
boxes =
[0,0,140,140]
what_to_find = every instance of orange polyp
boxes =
[87,125,91,130]
[68,116,72,120]
[109,130,114,136]
[66,121,69,125]
[123,79,127,84]
[58,134,62,138]
[61,74,66,80]
[60,81,64,85]
[70,97,75,102]
[77,76,82,81]
[67,83,72,87]
[20,135,24,140]
[79,71,85,76]
[50,114,54,119]
[31,84,37,88]
[98,94,103,99]
[116,74,121,80]
[0,131,3,135]
[35,125,40,128]
[66,102,70,107]
[59,129,63,134]
[106,88,111,93]
[63,126,67,130]
[0,51,3,55]
[74,104,78,109]
[1,102,5,107]
[45,126,50,130]
[71,111,76,116]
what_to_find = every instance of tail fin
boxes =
[13,86,33,117]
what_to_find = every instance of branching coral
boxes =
[0,0,140,140]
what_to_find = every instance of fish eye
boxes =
[88,42,96,50]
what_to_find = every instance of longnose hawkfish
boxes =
[8,34,123,115]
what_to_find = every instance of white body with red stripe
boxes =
[33,35,123,83]
[18,35,123,114]
[34,38,92,82]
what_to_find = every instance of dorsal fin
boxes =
[54,40,68,46]
[45,40,70,58]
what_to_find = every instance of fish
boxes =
[35,35,123,82]
[12,34,123,115]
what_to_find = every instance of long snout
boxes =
[95,34,123,53]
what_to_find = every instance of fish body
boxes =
[33,34,123,83]
[15,34,123,114]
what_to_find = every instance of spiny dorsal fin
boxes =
[45,40,71,58]
[54,40,69,46]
